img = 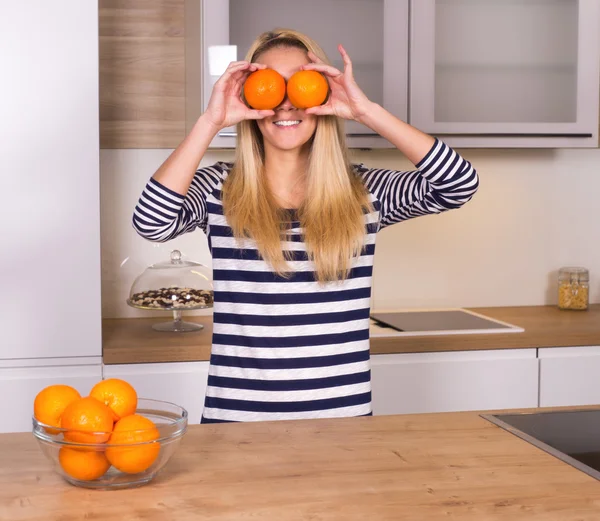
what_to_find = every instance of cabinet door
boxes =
[371,349,538,415]
[190,0,408,149]
[539,346,600,407]
[0,1,101,359]
[103,362,210,424]
[0,362,102,434]
[410,0,600,147]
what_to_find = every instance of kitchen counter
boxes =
[2,408,600,520]
[103,304,600,364]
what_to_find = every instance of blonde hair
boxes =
[222,28,372,283]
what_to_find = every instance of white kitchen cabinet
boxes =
[186,0,408,148]
[190,0,600,149]
[371,349,539,415]
[0,359,102,434]
[539,346,600,407]
[0,1,101,359]
[410,0,600,148]
[103,362,210,424]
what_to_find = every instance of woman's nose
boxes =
[276,92,295,110]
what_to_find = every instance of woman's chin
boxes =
[264,131,315,152]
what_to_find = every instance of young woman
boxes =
[133,29,479,423]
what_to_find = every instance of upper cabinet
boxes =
[410,0,600,148]
[186,0,600,148]
[185,0,409,149]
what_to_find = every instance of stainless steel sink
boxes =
[481,409,600,481]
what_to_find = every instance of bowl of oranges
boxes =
[32,379,188,490]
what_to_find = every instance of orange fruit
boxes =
[59,446,111,481]
[89,378,138,421]
[287,70,329,109]
[243,68,286,110]
[33,384,81,434]
[106,414,161,474]
[61,397,114,444]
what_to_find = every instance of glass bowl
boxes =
[32,398,188,490]
[127,249,214,332]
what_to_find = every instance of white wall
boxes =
[101,145,600,319]
[1,1,101,357]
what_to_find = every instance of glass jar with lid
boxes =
[557,267,589,311]
[127,249,214,332]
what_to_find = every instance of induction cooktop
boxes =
[370,308,524,337]
[481,409,600,481]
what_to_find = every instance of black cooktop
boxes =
[481,409,600,481]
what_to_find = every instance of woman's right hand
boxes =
[203,61,275,131]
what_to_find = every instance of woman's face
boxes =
[254,46,318,153]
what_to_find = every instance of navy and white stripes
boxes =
[132,138,478,423]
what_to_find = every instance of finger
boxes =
[230,67,256,82]
[307,51,324,64]
[228,62,268,85]
[301,63,342,78]
[216,62,252,85]
[245,109,275,120]
[221,65,261,90]
[305,105,334,116]
[338,45,353,75]
[228,62,267,77]
[226,60,250,70]
[227,63,253,76]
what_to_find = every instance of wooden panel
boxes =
[3,409,600,519]
[102,305,600,364]
[99,0,185,148]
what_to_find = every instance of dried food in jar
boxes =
[558,282,589,310]
[558,267,589,311]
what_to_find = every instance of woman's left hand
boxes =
[301,45,372,122]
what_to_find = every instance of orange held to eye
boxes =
[243,68,286,110]
[287,70,328,109]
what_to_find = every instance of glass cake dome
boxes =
[126,249,214,332]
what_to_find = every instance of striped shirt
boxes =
[132,139,479,423]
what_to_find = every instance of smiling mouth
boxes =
[273,120,301,128]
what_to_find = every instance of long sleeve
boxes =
[132,162,228,242]
[357,139,479,229]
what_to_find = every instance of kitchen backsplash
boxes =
[101,146,600,319]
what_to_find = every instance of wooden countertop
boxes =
[103,304,600,365]
[3,408,600,520]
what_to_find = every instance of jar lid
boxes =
[559,266,589,282]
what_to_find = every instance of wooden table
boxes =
[2,409,600,520]
[103,304,600,364]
